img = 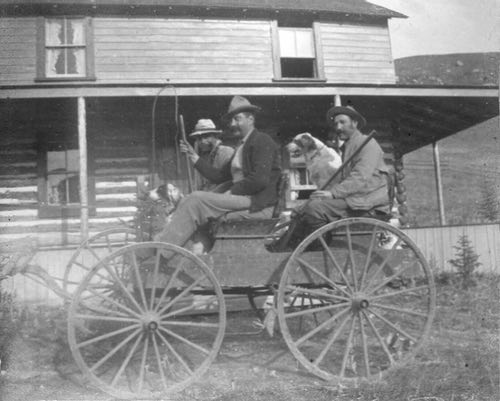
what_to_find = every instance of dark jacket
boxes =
[194,129,281,212]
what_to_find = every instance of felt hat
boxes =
[326,105,366,129]
[222,96,261,122]
[189,119,222,137]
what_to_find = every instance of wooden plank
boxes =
[95,19,269,29]
[96,63,271,73]
[96,49,270,58]
[94,27,270,37]
[96,42,273,52]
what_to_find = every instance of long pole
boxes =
[78,97,89,241]
[432,141,446,225]
[178,114,193,193]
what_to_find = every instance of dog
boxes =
[145,183,212,255]
[286,132,342,189]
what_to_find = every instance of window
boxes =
[37,17,95,80]
[37,135,95,218]
[272,21,324,80]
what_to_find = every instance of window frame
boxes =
[37,134,96,219]
[36,16,95,82]
[271,20,325,82]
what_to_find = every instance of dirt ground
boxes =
[0,309,344,401]
[1,277,499,401]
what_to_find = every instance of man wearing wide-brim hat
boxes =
[298,105,391,234]
[156,96,281,249]
[186,119,234,191]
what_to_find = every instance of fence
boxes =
[2,223,499,304]
[403,223,500,273]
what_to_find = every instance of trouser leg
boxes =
[154,191,251,246]
[300,198,350,231]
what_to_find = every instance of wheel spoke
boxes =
[77,323,141,349]
[83,286,143,319]
[110,332,143,387]
[157,276,205,316]
[358,225,378,290]
[158,326,210,355]
[161,320,220,329]
[86,245,102,261]
[74,260,112,283]
[137,334,149,394]
[361,237,402,292]
[313,311,352,367]
[130,250,149,311]
[160,295,219,319]
[75,313,140,324]
[285,300,348,319]
[90,328,142,372]
[285,284,350,303]
[318,236,354,294]
[370,302,428,318]
[152,332,169,392]
[340,312,357,378]
[295,306,351,347]
[149,250,162,310]
[360,310,394,365]
[366,261,419,296]
[153,259,186,313]
[359,309,370,377]
[293,258,352,300]
[345,224,358,291]
[156,329,194,375]
[369,285,430,301]
[369,308,418,343]
[101,262,145,314]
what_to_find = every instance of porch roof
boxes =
[1,83,497,154]
[0,0,406,18]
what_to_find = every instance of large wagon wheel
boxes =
[277,217,435,382]
[67,242,226,399]
[63,227,139,295]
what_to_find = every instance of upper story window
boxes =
[272,21,325,80]
[37,17,95,81]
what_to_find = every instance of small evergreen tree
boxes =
[478,177,499,222]
[448,235,481,289]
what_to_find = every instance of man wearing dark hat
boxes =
[155,96,281,248]
[184,118,234,191]
[299,105,390,233]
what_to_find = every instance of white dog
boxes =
[286,132,342,189]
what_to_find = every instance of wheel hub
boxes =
[351,294,370,311]
[141,312,161,331]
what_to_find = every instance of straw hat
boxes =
[189,119,222,137]
[326,105,366,128]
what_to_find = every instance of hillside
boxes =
[395,52,499,86]
[394,52,499,226]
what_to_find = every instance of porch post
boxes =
[78,96,89,241]
[432,141,446,225]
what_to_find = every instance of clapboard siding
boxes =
[93,18,273,83]
[0,18,37,84]
[0,16,397,85]
[319,22,396,84]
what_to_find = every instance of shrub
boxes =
[448,235,482,289]
[0,286,17,372]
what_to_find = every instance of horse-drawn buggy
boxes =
[1,174,436,399]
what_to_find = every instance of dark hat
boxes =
[326,105,366,128]
[189,119,222,137]
[222,96,261,122]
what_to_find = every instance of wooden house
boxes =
[0,0,498,301]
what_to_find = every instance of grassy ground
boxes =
[0,274,498,401]
[404,116,499,227]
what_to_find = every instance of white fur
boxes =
[287,132,342,189]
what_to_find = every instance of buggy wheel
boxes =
[63,227,139,295]
[277,217,435,382]
[67,242,226,399]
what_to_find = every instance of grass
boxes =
[334,274,500,401]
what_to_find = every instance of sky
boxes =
[369,0,500,59]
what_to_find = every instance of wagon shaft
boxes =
[0,237,38,278]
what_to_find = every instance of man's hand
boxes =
[310,190,333,200]
[180,139,199,164]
